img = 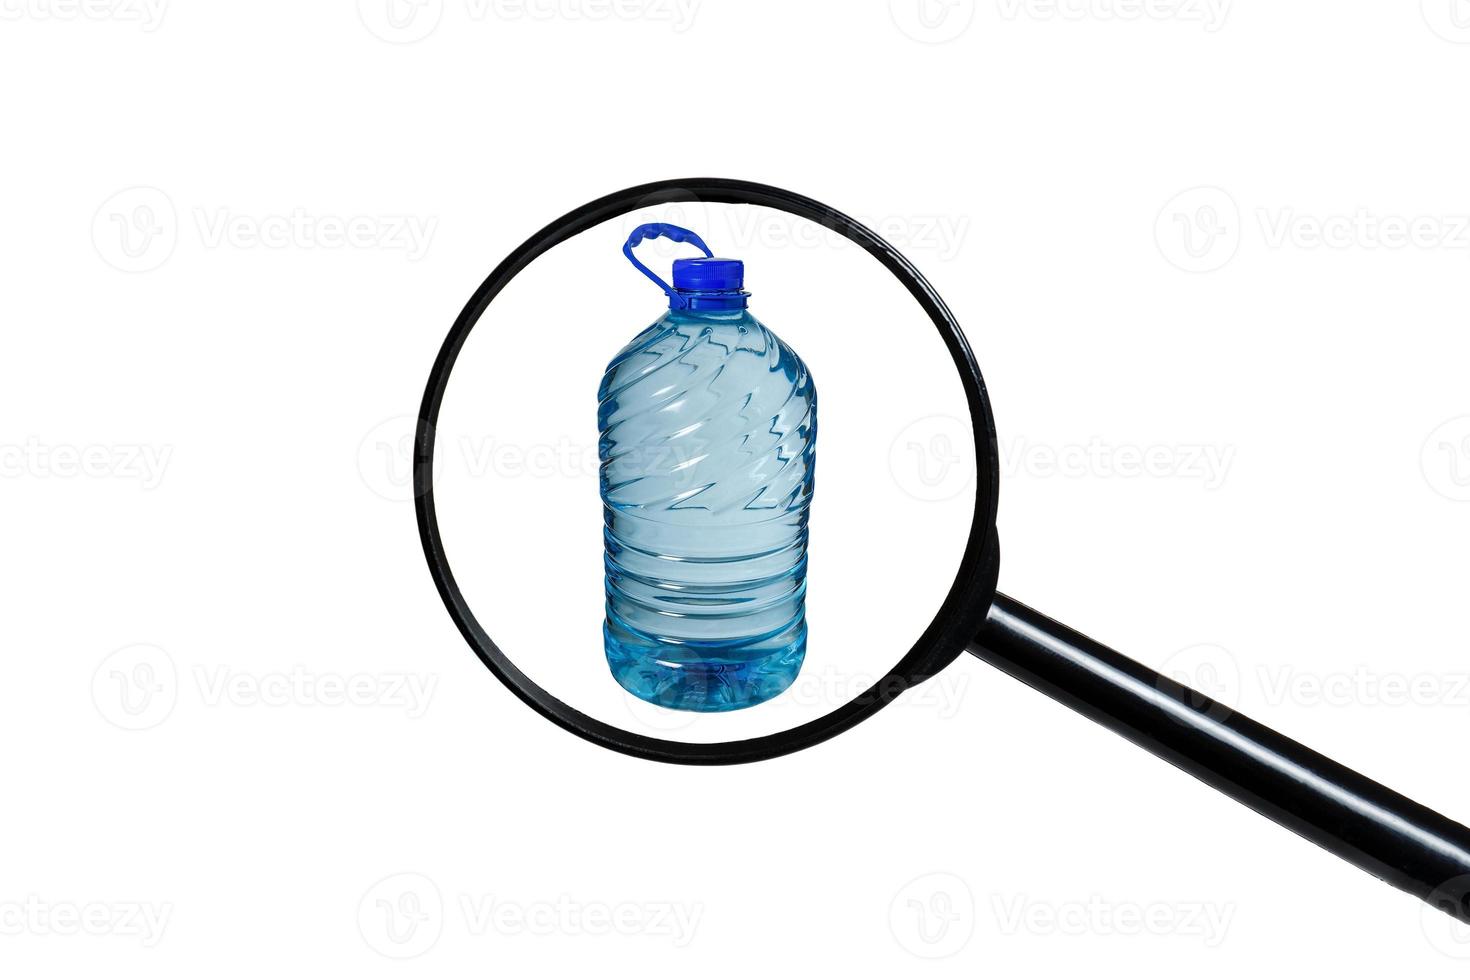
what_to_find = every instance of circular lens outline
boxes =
[415,177,999,764]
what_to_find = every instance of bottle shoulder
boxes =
[601,309,813,393]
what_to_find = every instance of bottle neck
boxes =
[671,289,749,312]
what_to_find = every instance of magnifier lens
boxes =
[429,201,982,745]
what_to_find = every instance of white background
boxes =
[3,1,1470,975]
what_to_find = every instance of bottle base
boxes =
[604,620,806,713]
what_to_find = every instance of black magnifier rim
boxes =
[415,177,1000,765]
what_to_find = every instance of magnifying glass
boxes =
[415,177,1470,926]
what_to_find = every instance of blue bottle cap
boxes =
[623,225,747,309]
[672,257,744,292]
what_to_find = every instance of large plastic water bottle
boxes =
[599,224,817,711]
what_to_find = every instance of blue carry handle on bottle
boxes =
[622,223,714,309]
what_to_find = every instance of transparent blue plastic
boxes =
[599,304,816,711]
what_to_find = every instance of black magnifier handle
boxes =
[969,593,1470,924]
